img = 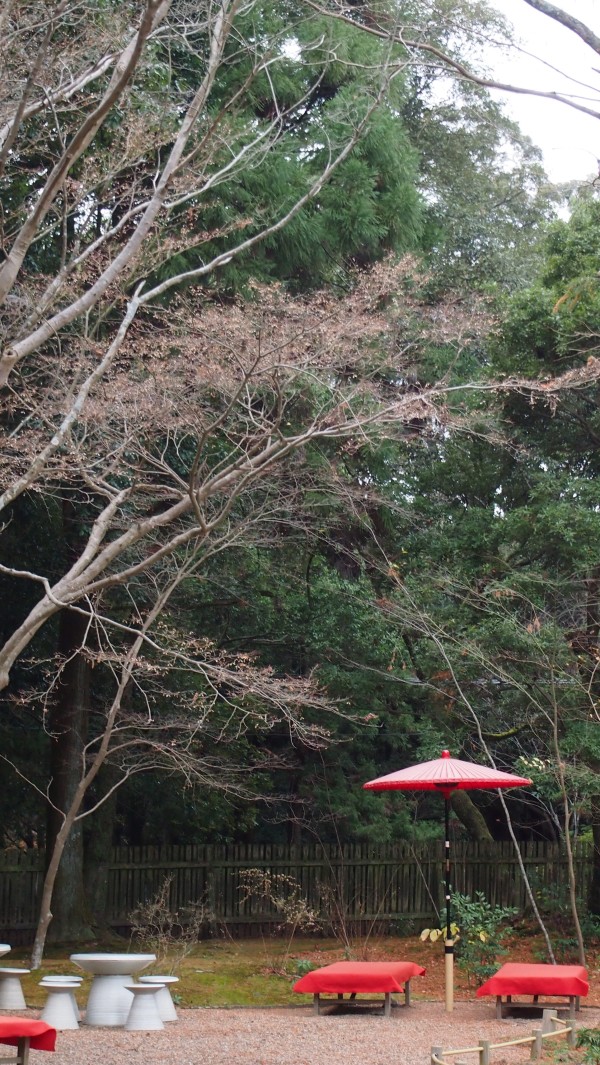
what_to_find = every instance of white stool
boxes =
[124,983,165,1031]
[40,976,82,1020]
[138,976,179,1021]
[41,974,83,984]
[40,981,80,1029]
[0,968,30,1010]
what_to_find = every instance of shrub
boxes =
[452,891,517,985]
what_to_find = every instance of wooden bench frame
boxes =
[495,994,581,1020]
[0,1038,31,1065]
[312,980,413,1017]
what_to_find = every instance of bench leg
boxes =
[384,993,391,1018]
[0,1039,31,1065]
[313,994,320,1016]
[405,980,411,1008]
[495,996,502,1020]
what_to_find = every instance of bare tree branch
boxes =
[522,0,600,56]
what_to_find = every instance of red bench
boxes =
[293,960,426,1016]
[476,963,589,1018]
[0,1018,56,1065]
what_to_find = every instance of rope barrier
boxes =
[431,1009,576,1065]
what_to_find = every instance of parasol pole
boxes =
[443,790,454,1012]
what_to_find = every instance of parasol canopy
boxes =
[363,749,532,797]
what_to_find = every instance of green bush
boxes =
[451,891,517,986]
[577,1028,600,1065]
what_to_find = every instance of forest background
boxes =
[2,0,600,967]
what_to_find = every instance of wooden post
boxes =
[478,1039,490,1065]
[444,941,454,1013]
[530,1028,543,1060]
[431,1046,444,1065]
[0,1039,31,1065]
[541,1009,556,1034]
[567,1022,576,1047]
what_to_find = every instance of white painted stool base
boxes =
[124,984,165,1031]
[139,976,179,1021]
[0,969,30,1010]
[83,972,136,1026]
[40,983,80,1029]
[40,978,81,1020]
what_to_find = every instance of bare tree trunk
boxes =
[450,790,493,842]
[32,778,90,967]
[589,801,600,916]
[45,496,94,941]
[83,764,119,929]
[45,615,93,940]
[546,674,584,964]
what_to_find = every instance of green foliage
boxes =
[419,891,517,985]
[451,892,517,985]
[0,0,579,880]
[291,957,319,977]
[577,1028,600,1065]
[410,87,555,294]
[420,922,460,944]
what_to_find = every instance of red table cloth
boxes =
[476,964,589,1000]
[0,1018,56,1051]
[293,961,426,995]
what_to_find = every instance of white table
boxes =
[70,953,156,1026]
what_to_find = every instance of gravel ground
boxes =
[20,1002,600,1065]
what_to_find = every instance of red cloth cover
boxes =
[293,961,426,995]
[0,1018,57,1051]
[476,963,589,999]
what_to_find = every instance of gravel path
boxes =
[23,1003,600,1065]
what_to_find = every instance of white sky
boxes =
[487,1,599,182]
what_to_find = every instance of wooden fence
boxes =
[431,1008,577,1065]
[0,840,592,944]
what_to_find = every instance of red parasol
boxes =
[363,750,531,1011]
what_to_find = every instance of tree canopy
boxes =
[3,0,600,963]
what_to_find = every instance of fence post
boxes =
[541,1009,556,1034]
[479,1039,490,1065]
[567,1022,576,1048]
[530,1028,543,1060]
[431,1046,444,1064]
